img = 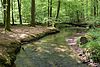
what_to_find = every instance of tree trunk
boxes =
[86,0,88,19]
[96,0,98,16]
[93,0,96,16]
[91,0,93,16]
[81,0,85,21]
[48,0,50,26]
[76,10,80,22]
[3,0,6,25]
[17,0,22,25]
[12,0,14,25]
[50,0,52,17]
[56,0,60,19]
[30,0,35,26]
[5,0,11,31]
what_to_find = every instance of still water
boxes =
[15,28,88,67]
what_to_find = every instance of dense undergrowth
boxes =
[81,28,100,63]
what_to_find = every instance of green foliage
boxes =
[42,17,60,27]
[22,0,31,23]
[81,28,100,63]
[90,42,100,63]
[1,0,100,25]
[84,41,100,63]
[85,29,100,39]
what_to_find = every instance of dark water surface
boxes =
[15,28,88,67]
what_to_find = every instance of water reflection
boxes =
[15,28,88,67]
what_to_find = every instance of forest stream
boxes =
[15,28,89,67]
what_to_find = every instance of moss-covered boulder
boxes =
[0,43,21,67]
[80,37,88,45]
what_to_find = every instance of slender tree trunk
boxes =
[12,0,14,25]
[48,0,50,18]
[30,0,35,26]
[56,0,60,19]
[48,0,50,26]
[91,0,93,16]
[50,0,52,17]
[86,0,88,19]
[76,10,80,22]
[3,0,6,25]
[17,0,22,25]
[96,0,98,16]
[5,0,11,31]
[81,0,85,21]
[93,0,96,16]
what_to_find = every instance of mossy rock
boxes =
[0,43,21,67]
[77,33,94,45]
[0,47,11,65]
[80,37,88,45]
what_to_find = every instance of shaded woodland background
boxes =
[0,0,100,30]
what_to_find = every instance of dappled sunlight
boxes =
[35,47,44,53]
[51,44,57,47]
[54,47,67,53]
[19,34,28,38]
[35,40,49,43]
[15,28,88,67]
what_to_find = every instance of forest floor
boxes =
[0,25,59,67]
[0,26,58,46]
